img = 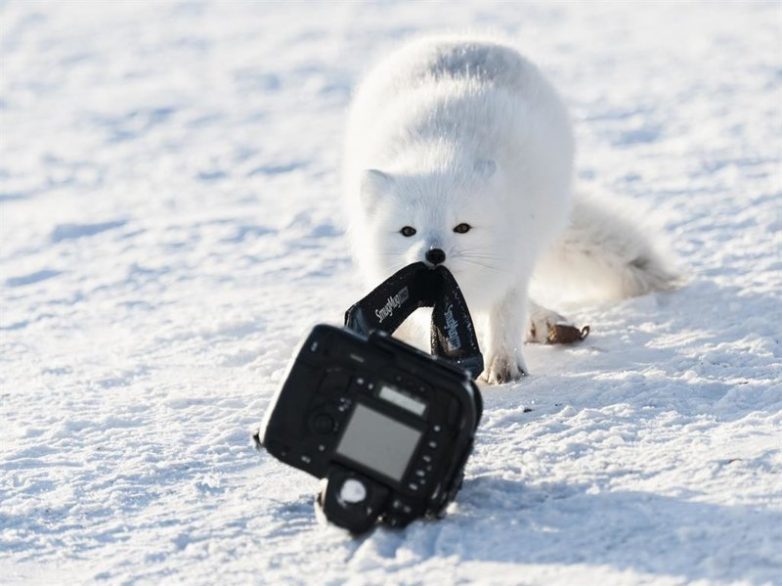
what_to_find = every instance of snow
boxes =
[1,1,781,584]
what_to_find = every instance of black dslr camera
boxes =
[255,263,484,534]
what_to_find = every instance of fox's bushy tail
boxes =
[533,193,683,301]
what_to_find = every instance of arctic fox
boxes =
[343,35,680,384]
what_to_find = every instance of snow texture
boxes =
[1,1,781,584]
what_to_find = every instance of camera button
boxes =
[417,458,434,472]
[392,499,413,514]
[339,478,367,504]
[312,413,336,434]
[348,378,372,396]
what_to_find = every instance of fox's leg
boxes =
[481,286,529,384]
[527,299,590,344]
[392,310,430,351]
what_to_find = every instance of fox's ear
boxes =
[361,169,394,208]
[474,159,497,180]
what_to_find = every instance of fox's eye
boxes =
[453,223,471,234]
[400,226,417,237]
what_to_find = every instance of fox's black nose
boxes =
[425,248,446,265]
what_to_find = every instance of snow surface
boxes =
[2,1,781,584]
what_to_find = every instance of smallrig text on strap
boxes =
[344,262,484,380]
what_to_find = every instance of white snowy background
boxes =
[1,1,781,584]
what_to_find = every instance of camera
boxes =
[256,323,481,534]
[254,262,483,534]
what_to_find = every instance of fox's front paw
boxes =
[481,351,528,385]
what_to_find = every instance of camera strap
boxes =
[344,262,484,380]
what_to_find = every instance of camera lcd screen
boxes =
[378,384,427,416]
[336,403,422,482]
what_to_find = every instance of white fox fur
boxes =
[343,35,680,384]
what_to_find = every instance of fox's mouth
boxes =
[423,260,445,269]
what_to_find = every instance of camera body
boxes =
[258,324,480,532]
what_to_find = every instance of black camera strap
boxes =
[344,262,484,380]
